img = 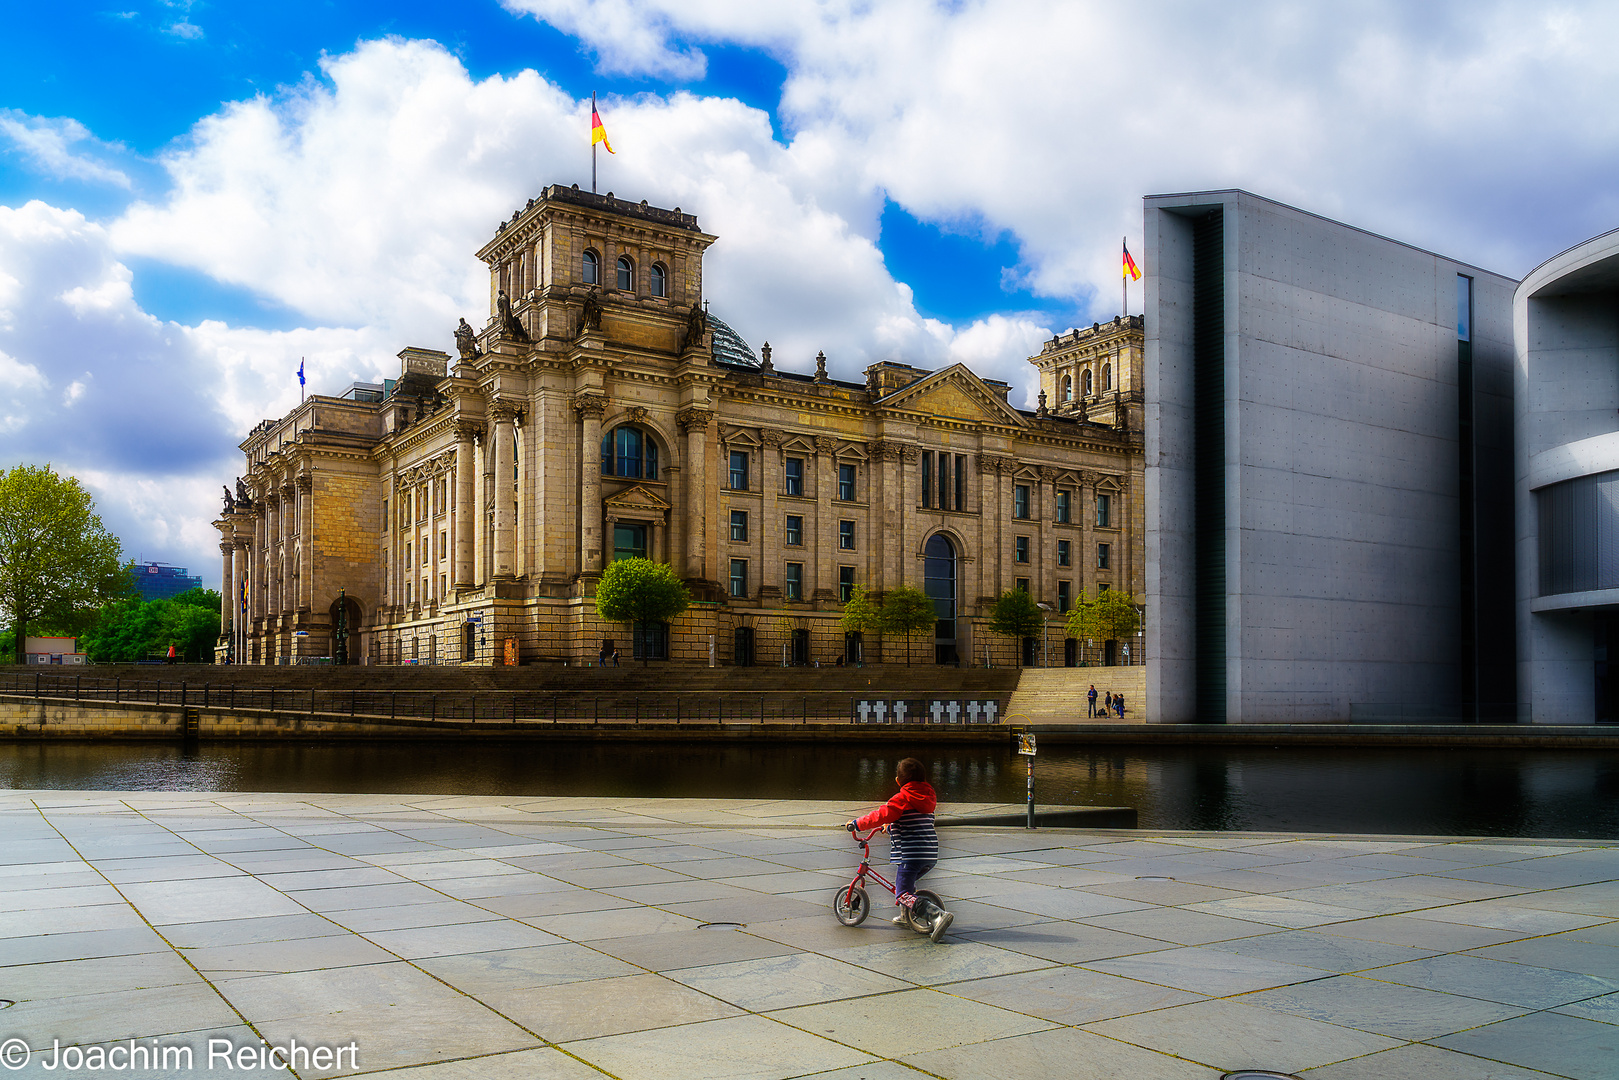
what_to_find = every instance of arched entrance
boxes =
[327,594,362,665]
[923,534,958,665]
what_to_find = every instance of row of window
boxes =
[1016,485,1112,526]
[729,561,857,602]
[582,251,668,297]
[1015,538,1110,568]
[730,511,857,550]
[1057,365,1114,402]
[731,452,858,500]
[1014,578,1110,612]
[401,531,451,570]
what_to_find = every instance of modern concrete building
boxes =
[214,184,1145,667]
[1515,227,1619,724]
[1145,190,1517,723]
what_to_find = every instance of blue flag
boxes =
[298,358,306,386]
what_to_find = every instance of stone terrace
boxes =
[0,793,1615,1079]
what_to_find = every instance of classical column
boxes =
[678,408,711,580]
[1079,470,1096,599]
[491,403,517,579]
[898,444,920,594]
[251,506,266,620]
[761,429,782,597]
[814,436,839,592]
[452,425,477,587]
[220,541,235,640]
[1038,465,1058,605]
[279,483,295,613]
[296,474,313,611]
[575,395,606,573]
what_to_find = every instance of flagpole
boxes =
[1123,237,1128,318]
[592,91,597,194]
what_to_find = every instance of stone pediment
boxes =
[603,485,672,516]
[879,365,1026,426]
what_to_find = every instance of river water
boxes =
[4,740,1617,839]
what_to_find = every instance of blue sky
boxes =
[3,0,1618,585]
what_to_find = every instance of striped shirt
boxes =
[855,781,939,864]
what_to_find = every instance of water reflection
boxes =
[2,741,1616,838]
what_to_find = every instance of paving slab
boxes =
[1,791,1614,1080]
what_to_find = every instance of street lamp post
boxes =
[1036,602,1052,667]
[334,588,348,665]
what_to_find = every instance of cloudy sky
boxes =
[3,1,1617,589]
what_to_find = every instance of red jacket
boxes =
[855,781,937,831]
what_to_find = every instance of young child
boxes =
[845,757,955,942]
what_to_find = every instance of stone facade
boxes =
[215,185,1144,666]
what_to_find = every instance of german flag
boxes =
[1122,240,1141,281]
[591,105,615,154]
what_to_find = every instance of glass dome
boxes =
[708,312,759,368]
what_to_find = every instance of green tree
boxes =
[594,558,691,666]
[988,588,1043,667]
[1065,589,1142,664]
[0,464,127,663]
[78,597,221,663]
[880,584,935,666]
[170,586,223,611]
[838,583,881,663]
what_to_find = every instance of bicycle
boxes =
[832,825,945,935]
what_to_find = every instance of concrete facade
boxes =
[1145,190,1516,723]
[215,185,1145,669]
[1514,227,1619,724]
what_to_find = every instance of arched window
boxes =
[600,426,659,479]
[1082,369,1093,395]
[923,533,958,665]
[1102,364,1113,391]
[650,262,667,298]
[582,250,599,285]
[1060,374,1072,403]
[616,256,633,291]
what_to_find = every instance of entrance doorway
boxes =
[1064,638,1077,667]
[327,595,362,665]
[844,631,863,665]
[924,534,958,665]
[791,628,810,665]
[734,626,754,667]
[462,621,476,662]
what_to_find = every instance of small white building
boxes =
[25,637,88,665]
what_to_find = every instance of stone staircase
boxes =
[1004,666,1147,724]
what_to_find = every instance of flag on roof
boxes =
[591,105,615,154]
[1122,241,1141,282]
[297,358,306,386]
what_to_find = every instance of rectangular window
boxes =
[1058,580,1071,613]
[1097,542,1111,569]
[405,581,412,604]
[1015,577,1029,593]
[785,515,803,545]
[1014,484,1030,519]
[940,452,952,511]
[785,562,803,600]
[439,531,447,561]
[1057,539,1071,567]
[838,463,856,501]
[441,573,447,596]
[404,542,412,569]
[730,509,748,542]
[1098,582,1110,593]
[729,450,749,491]
[1015,535,1029,563]
[921,452,932,508]
[729,559,747,597]
[382,499,388,532]
[1096,493,1111,528]
[1056,490,1070,524]
[613,523,646,561]
[955,454,966,512]
[839,520,855,550]
[784,457,803,496]
[839,565,855,603]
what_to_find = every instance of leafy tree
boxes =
[170,587,223,611]
[1065,589,1142,664]
[838,583,881,662]
[594,558,690,666]
[0,464,127,663]
[988,588,1043,667]
[79,597,221,663]
[880,584,935,666]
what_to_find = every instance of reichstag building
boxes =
[214,185,1144,666]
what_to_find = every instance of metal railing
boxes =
[1,671,1009,728]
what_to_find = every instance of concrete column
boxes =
[296,475,313,611]
[491,404,517,579]
[679,408,712,580]
[453,425,477,587]
[576,395,606,573]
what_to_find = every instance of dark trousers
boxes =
[894,859,936,901]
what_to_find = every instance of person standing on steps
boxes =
[845,757,955,943]
[1087,684,1097,717]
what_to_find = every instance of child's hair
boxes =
[896,757,926,784]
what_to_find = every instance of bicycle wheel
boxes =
[906,889,944,933]
[832,885,870,926]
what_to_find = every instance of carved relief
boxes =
[899,444,921,464]
[1038,465,1060,482]
[625,405,648,426]
[572,394,607,420]
[676,407,712,432]
[760,428,782,449]
[813,435,836,455]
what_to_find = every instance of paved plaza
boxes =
[0,792,1615,1080]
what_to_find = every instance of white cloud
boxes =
[0,110,133,189]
